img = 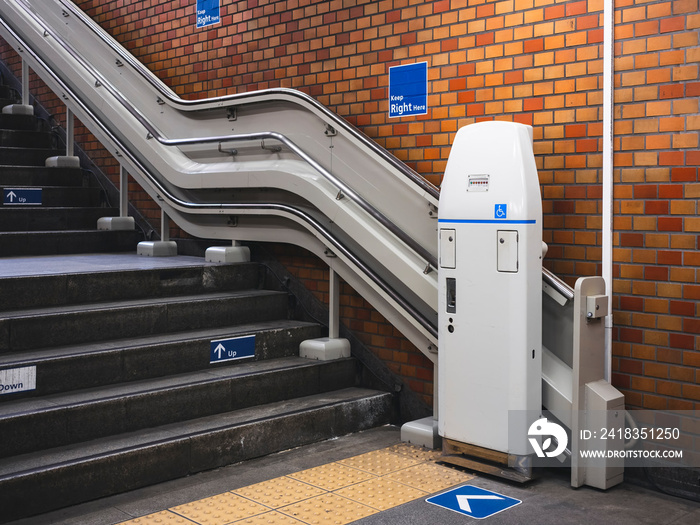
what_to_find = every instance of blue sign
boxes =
[210,334,255,364]
[426,485,521,520]
[495,204,507,219]
[3,188,42,205]
[389,62,428,118]
[196,0,220,28]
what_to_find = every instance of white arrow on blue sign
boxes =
[210,334,255,364]
[3,188,42,205]
[426,484,521,519]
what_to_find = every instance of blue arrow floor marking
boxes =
[426,484,522,519]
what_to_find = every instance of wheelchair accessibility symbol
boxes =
[495,204,507,219]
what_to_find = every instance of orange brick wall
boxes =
[611,0,699,410]
[1,0,697,410]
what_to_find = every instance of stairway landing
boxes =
[0,252,219,278]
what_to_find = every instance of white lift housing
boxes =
[438,121,543,463]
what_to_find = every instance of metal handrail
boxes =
[56,0,440,201]
[25,0,437,270]
[542,267,574,302]
[0,7,439,339]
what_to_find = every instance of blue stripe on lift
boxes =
[438,219,537,224]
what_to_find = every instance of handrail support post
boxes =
[21,58,29,105]
[120,165,129,217]
[97,164,135,231]
[137,206,177,256]
[299,265,351,361]
[66,106,74,157]
[329,268,340,339]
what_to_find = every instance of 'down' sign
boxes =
[389,62,428,118]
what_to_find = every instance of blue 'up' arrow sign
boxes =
[3,188,42,205]
[210,334,256,364]
[426,485,521,519]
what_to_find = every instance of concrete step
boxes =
[0,146,64,166]
[0,289,290,352]
[0,320,321,397]
[0,356,357,457]
[0,207,117,232]
[0,165,85,186]
[0,261,264,310]
[0,128,57,148]
[0,229,139,257]
[0,387,393,523]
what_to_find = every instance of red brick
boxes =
[645,200,669,214]
[620,296,644,311]
[620,233,644,246]
[658,217,683,231]
[659,184,683,198]
[660,17,686,33]
[670,300,696,316]
[644,266,669,280]
[671,167,698,181]
[524,38,544,53]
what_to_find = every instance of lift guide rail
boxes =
[435,122,624,490]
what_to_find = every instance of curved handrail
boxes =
[25,0,436,270]
[54,0,440,201]
[542,267,574,302]
[0,6,439,340]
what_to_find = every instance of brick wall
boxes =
[611,0,699,410]
[1,0,697,411]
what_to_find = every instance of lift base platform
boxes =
[438,438,535,484]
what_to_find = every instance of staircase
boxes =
[0,86,392,522]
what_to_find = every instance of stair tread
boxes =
[0,387,388,477]
[0,355,340,419]
[0,289,282,319]
[0,319,316,369]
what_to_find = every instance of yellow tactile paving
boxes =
[337,449,422,475]
[118,443,475,525]
[287,462,376,491]
[118,510,197,524]
[384,442,442,463]
[335,477,427,511]
[171,493,269,524]
[277,493,377,525]
[234,511,309,524]
[233,477,326,508]
[386,462,474,493]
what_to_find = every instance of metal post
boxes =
[329,268,340,339]
[21,59,29,105]
[602,0,615,382]
[161,209,170,242]
[120,166,129,217]
[66,107,74,157]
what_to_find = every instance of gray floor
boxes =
[8,426,700,525]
